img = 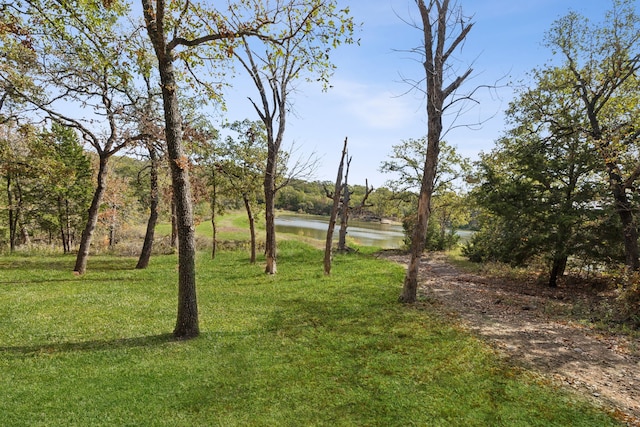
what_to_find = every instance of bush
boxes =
[616,269,640,329]
[402,215,460,251]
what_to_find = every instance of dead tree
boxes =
[324,137,348,275]
[337,159,374,252]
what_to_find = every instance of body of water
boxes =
[275,214,405,249]
[275,214,475,249]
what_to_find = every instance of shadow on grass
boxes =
[0,333,176,356]
[0,257,138,273]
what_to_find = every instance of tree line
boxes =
[2,0,639,336]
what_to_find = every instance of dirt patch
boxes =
[384,252,640,426]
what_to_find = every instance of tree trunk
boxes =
[548,255,567,288]
[210,176,217,260]
[74,155,109,274]
[65,199,72,251]
[7,174,16,252]
[337,157,351,252]
[170,197,178,249]
[19,223,30,246]
[159,57,199,339]
[611,178,640,271]
[109,220,116,247]
[324,138,348,275]
[142,3,199,338]
[400,154,437,303]
[243,194,257,264]
[58,196,68,253]
[401,70,443,302]
[136,145,159,269]
[400,0,471,303]
[57,196,72,254]
[264,149,278,274]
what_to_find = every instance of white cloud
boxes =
[329,79,422,130]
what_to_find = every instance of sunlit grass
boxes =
[0,242,622,426]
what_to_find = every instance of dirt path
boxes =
[386,253,640,426]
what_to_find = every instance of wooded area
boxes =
[1,0,640,336]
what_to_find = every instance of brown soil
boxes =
[384,252,640,426]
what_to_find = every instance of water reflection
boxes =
[275,214,405,249]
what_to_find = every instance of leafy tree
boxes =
[544,0,640,270]
[232,1,355,274]
[0,2,37,123]
[5,0,147,272]
[381,137,471,252]
[216,119,267,263]
[141,0,305,337]
[0,121,36,250]
[39,123,93,253]
[466,66,607,285]
[98,173,135,248]
[400,0,474,303]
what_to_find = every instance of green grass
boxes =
[0,242,622,426]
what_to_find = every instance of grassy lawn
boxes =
[0,241,622,426]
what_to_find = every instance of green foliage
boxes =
[0,246,622,426]
[37,123,93,250]
[0,122,93,250]
[616,269,640,328]
[465,64,619,275]
[276,179,333,215]
[403,214,459,252]
[380,138,472,250]
[381,138,471,196]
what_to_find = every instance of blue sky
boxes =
[222,0,614,188]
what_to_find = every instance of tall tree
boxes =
[5,0,145,273]
[217,119,267,263]
[400,0,474,303]
[135,140,162,268]
[381,138,470,252]
[232,1,354,274]
[0,122,34,250]
[141,0,294,338]
[41,123,93,253]
[126,33,166,270]
[467,67,605,285]
[324,137,348,275]
[544,0,640,270]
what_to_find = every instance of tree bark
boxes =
[143,0,199,338]
[170,197,178,249]
[337,157,351,252]
[136,145,159,269]
[243,194,257,264]
[400,148,438,303]
[264,148,278,274]
[74,155,109,274]
[400,0,472,303]
[210,175,217,260]
[7,174,16,252]
[264,167,278,274]
[548,255,567,288]
[324,137,348,275]
[58,196,69,253]
[161,61,199,339]
[610,172,640,270]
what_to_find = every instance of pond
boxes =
[275,214,405,249]
[275,214,475,249]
